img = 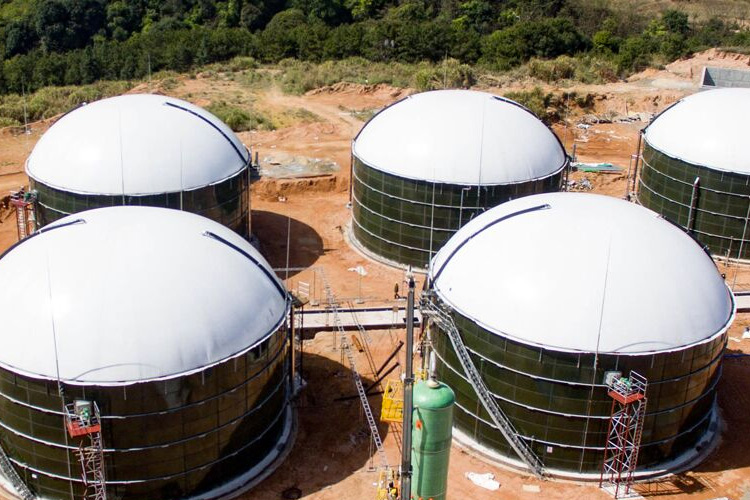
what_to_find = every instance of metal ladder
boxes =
[14,204,27,239]
[9,189,37,241]
[0,444,35,499]
[348,302,379,379]
[320,271,388,469]
[348,301,373,344]
[422,298,545,478]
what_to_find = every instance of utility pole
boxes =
[400,271,416,500]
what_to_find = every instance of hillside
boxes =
[0,0,748,97]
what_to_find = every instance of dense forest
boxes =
[0,0,747,95]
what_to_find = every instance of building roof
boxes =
[644,88,750,174]
[352,90,567,185]
[430,193,735,354]
[26,94,249,195]
[0,207,288,385]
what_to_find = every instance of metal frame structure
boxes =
[9,189,37,240]
[599,372,648,498]
[65,401,107,500]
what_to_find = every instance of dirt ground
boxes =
[2,49,750,500]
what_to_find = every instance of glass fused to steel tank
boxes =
[427,192,735,476]
[0,206,293,499]
[26,94,252,238]
[639,88,750,260]
[350,89,568,270]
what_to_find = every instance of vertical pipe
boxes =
[735,196,750,268]
[349,147,354,206]
[300,303,304,378]
[289,303,296,393]
[400,275,416,500]
[631,131,644,198]
[624,156,633,200]
[687,177,700,232]
[285,215,291,285]
[458,186,471,229]
[428,181,436,263]
[251,159,258,240]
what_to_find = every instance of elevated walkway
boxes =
[733,290,750,312]
[299,306,421,333]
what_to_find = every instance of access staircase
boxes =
[0,443,35,499]
[421,296,545,478]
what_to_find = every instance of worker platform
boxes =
[299,306,421,333]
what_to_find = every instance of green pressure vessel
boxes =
[411,379,456,500]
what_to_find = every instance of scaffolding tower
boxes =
[65,400,107,500]
[599,371,648,499]
[9,189,37,240]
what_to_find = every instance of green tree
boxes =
[107,1,143,41]
[455,0,493,34]
[323,23,365,58]
[4,19,37,57]
[292,0,351,25]
[481,18,589,69]
[662,9,689,36]
[259,9,307,61]
[617,35,652,73]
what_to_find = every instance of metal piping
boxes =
[400,274,416,500]
[687,177,700,232]
[631,130,644,198]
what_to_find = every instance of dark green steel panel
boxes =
[432,308,725,473]
[0,327,290,499]
[640,142,750,259]
[351,159,564,268]
[30,168,250,239]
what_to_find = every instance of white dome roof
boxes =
[645,88,750,174]
[0,206,287,385]
[26,94,249,195]
[352,90,567,185]
[430,193,734,354]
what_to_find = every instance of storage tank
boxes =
[412,379,455,500]
[427,192,734,476]
[350,89,568,269]
[0,206,292,499]
[639,88,750,259]
[26,94,252,238]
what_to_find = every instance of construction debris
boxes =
[465,472,500,491]
[572,162,624,173]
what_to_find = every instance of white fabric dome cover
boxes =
[26,94,249,195]
[0,206,287,384]
[644,88,750,174]
[352,89,567,185]
[430,193,734,354]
